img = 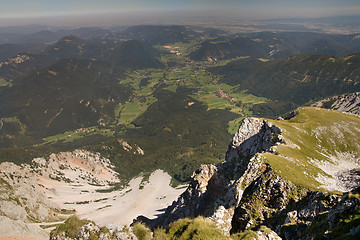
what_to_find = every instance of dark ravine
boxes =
[135,116,360,239]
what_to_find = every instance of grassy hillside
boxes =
[188,37,269,61]
[0,58,132,145]
[189,31,360,61]
[263,107,360,191]
[43,36,163,69]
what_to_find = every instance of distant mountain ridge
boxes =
[188,37,268,61]
[43,36,163,68]
[210,53,360,105]
[189,32,360,61]
[119,25,201,44]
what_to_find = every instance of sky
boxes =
[1,0,360,26]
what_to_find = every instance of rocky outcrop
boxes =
[50,217,138,240]
[312,92,360,116]
[226,117,282,161]
[136,118,283,234]
[229,164,359,239]
[231,164,305,234]
[137,116,360,239]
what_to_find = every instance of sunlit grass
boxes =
[261,107,360,190]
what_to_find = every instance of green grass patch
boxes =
[132,222,152,240]
[228,117,245,135]
[50,215,92,238]
[165,217,229,240]
[1,116,26,135]
[0,77,12,87]
[42,126,115,144]
[118,100,141,124]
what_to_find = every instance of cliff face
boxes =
[139,109,360,239]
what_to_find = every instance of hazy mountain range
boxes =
[0,22,360,239]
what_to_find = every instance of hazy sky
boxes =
[1,0,360,26]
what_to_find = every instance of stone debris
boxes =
[312,92,360,116]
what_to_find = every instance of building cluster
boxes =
[0,54,31,68]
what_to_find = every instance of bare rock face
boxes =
[226,118,282,167]
[227,118,282,160]
[231,164,302,234]
[312,92,360,116]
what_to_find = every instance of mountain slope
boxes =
[88,90,238,183]
[0,58,132,142]
[109,40,163,68]
[0,44,27,61]
[43,36,163,69]
[188,32,360,62]
[138,107,360,239]
[243,31,360,58]
[119,25,200,45]
[188,37,269,61]
[210,53,360,105]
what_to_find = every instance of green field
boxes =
[43,126,115,144]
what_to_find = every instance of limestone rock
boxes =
[0,216,48,240]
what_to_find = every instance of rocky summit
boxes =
[136,107,360,239]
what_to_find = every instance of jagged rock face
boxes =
[275,189,360,239]
[139,118,283,234]
[227,118,282,161]
[135,164,221,228]
[312,92,360,116]
[231,164,303,233]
